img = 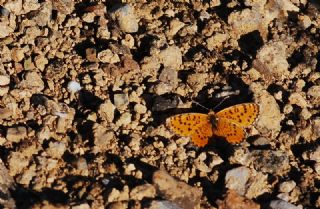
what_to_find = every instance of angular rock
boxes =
[6,126,27,143]
[225,166,250,195]
[111,4,139,33]
[269,199,300,209]
[152,170,202,209]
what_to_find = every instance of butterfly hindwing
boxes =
[212,117,245,143]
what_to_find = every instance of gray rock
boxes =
[270,199,300,209]
[113,93,129,109]
[250,150,290,175]
[111,4,139,33]
[225,166,251,195]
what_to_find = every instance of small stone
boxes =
[216,190,260,209]
[76,157,88,175]
[207,33,228,50]
[67,81,81,93]
[254,41,289,81]
[134,103,147,114]
[6,126,27,143]
[167,18,185,37]
[300,108,312,120]
[158,46,182,70]
[93,124,115,153]
[8,152,29,176]
[307,85,320,103]
[187,73,207,92]
[0,22,14,38]
[269,200,300,209]
[11,48,25,62]
[252,84,282,139]
[225,166,251,195]
[113,93,129,109]
[3,0,23,15]
[159,67,178,88]
[85,48,97,62]
[130,184,156,200]
[298,15,311,29]
[283,104,293,114]
[0,75,10,86]
[288,92,308,108]
[252,137,270,146]
[279,181,296,193]
[82,12,95,23]
[111,4,139,33]
[98,100,116,123]
[52,0,75,14]
[116,112,132,126]
[46,141,66,158]
[97,49,120,64]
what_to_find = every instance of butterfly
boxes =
[166,103,259,147]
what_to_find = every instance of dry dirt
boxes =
[0,0,320,209]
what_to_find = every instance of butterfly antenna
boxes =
[213,96,230,111]
[192,100,210,111]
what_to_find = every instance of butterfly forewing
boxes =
[167,113,213,147]
[215,103,259,127]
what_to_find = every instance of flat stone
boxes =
[225,166,251,195]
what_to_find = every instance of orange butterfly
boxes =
[166,103,259,147]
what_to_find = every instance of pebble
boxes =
[298,15,311,29]
[67,81,81,93]
[46,141,66,158]
[130,184,156,200]
[269,199,300,209]
[98,100,116,122]
[0,160,15,208]
[307,85,320,100]
[6,126,27,143]
[134,103,147,114]
[288,92,308,108]
[113,93,129,109]
[252,83,282,139]
[8,152,29,176]
[152,170,202,209]
[93,124,115,153]
[97,49,120,64]
[52,0,75,15]
[252,136,270,146]
[256,41,290,80]
[158,46,182,70]
[116,112,132,126]
[303,146,320,162]
[225,166,250,195]
[159,67,178,88]
[0,22,14,38]
[34,55,48,71]
[300,108,312,120]
[0,75,10,86]
[279,181,296,193]
[111,4,139,33]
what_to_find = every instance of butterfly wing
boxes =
[212,118,245,143]
[215,103,259,127]
[166,113,213,147]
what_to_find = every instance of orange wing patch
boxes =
[215,103,259,127]
[166,113,213,147]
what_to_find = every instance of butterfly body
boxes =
[166,103,259,147]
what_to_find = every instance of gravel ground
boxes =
[0,0,320,209]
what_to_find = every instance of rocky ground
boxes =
[0,0,319,209]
